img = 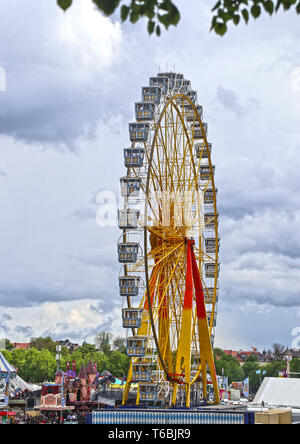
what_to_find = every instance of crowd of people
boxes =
[21,411,87,424]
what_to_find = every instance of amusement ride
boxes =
[118,72,220,408]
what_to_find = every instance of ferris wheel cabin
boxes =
[121,308,143,328]
[119,276,140,297]
[117,242,139,263]
[120,177,141,197]
[204,211,218,228]
[195,142,212,159]
[204,188,217,204]
[193,122,208,139]
[142,86,161,104]
[124,148,145,168]
[157,72,177,89]
[204,287,219,304]
[132,363,152,382]
[200,165,215,181]
[149,76,169,94]
[139,383,158,403]
[118,209,140,230]
[135,102,155,121]
[126,336,148,357]
[129,122,150,142]
[205,237,220,254]
[205,262,220,278]
[207,313,217,328]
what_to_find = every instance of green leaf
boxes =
[147,19,155,34]
[265,0,275,14]
[251,4,261,17]
[241,8,249,23]
[233,13,241,25]
[158,13,171,28]
[275,0,282,11]
[120,5,130,21]
[297,2,300,13]
[213,21,227,36]
[218,9,232,21]
[156,24,161,36]
[57,0,72,11]
[92,0,120,16]
[212,1,222,12]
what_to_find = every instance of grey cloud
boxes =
[68,207,96,224]
[15,325,33,336]
[216,86,260,117]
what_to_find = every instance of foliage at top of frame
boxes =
[57,0,300,36]
[211,0,300,35]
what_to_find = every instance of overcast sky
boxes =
[0,0,300,351]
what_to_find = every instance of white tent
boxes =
[9,375,40,395]
[0,351,40,396]
[253,377,300,408]
[0,352,17,378]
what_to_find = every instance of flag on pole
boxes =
[243,377,249,398]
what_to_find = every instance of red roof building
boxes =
[11,343,30,350]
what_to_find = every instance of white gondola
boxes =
[180,79,191,93]
[157,72,176,89]
[126,336,148,357]
[205,237,220,254]
[119,276,140,297]
[195,143,212,159]
[120,177,141,197]
[204,287,219,304]
[174,73,184,89]
[122,308,143,328]
[200,165,215,181]
[149,76,168,94]
[204,212,218,228]
[132,363,152,382]
[118,242,139,263]
[124,148,145,168]
[118,209,140,230]
[204,188,217,204]
[205,262,220,278]
[135,102,155,121]
[193,122,208,139]
[207,312,217,327]
[129,122,150,142]
[196,105,203,119]
[142,86,161,104]
[139,383,158,402]
[187,90,197,103]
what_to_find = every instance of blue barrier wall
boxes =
[92,409,254,425]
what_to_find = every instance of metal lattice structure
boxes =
[118,72,220,408]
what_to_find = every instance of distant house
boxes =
[221,349,273,366]
[57,339,79,353]
[11,342,30,350]
[283,348,300,360]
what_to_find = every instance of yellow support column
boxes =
[191,245,220,404]
[172,240,194,407]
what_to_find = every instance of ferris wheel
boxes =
[118,72,220,408]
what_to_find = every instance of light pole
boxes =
[56,345,61,373]
[56,345,63,424]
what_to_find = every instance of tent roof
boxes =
[0,352,17,376]
[253,377,300,408]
